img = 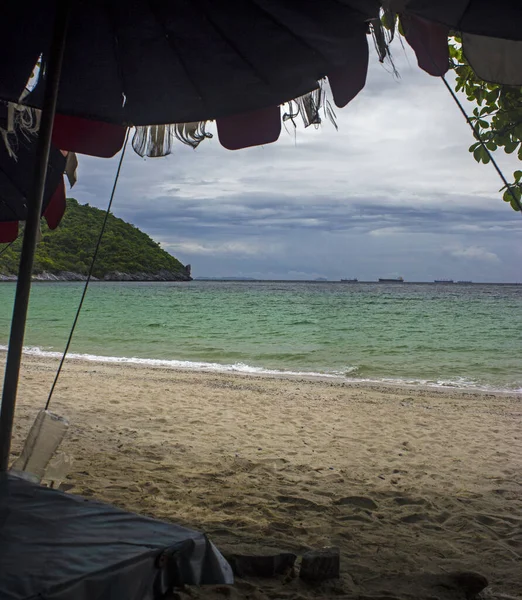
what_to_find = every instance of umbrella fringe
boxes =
[0,128,16,160]
[0,101,40,161]
[283,85,337,131]
[4,84,342,161]
[128,85,342,158]
[132,122,213,157]
[371,6,400,76]
[173,121,213,149]
[132,124,172,157]
[0,57,42,160]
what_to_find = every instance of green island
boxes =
[0,198,191,281]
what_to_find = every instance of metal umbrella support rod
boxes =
[0,0,71,471]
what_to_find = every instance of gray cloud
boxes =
[72,43,522,282]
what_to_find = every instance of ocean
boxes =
[0,281,521,392]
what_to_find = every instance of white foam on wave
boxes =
[0,345,345,379]
[1,345,519,393]
[340,374,518,393]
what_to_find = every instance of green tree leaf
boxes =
[505,140,518,154]
[448,38,522,212]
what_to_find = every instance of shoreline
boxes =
[0,272,192,282]
[1,348,520,397]
[1,279,522,284]
[6,354,522,598]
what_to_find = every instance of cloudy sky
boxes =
[73,43,522,283]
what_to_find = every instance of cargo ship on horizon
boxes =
[378,276,404,283]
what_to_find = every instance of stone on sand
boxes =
[225,552,297,578]
[299,547,340,582]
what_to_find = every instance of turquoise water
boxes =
[0,281,521,391]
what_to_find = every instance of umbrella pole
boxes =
[0,1,71,472]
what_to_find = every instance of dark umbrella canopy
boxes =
[405,0,522,41]
[2,1,521,148]
[1,1,379,127]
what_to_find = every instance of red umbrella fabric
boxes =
[52,115,126,158]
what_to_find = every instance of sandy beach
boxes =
[6,355,522,599]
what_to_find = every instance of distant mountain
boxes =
[194,277,256,281]
[0,198,191,281]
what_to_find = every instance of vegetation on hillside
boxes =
[0,198,189,278]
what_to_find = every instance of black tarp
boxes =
[0,474,233,600]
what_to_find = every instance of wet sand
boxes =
[7,355,522,599]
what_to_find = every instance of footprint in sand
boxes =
[400,513,430,523]
[393,495,430,507]
[276,495,322,509]
[334,496,378,510]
